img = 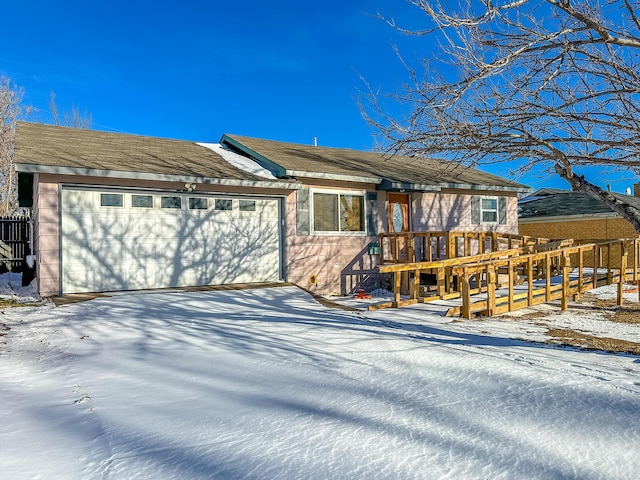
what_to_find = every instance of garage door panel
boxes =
[62,191,282,294]
[128,216,158,237]
[128,266,158,290]
[97,241,127,262]
[63,266,128,292]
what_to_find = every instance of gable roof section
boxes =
[13,122,299,189]
[221,134,531,193]
[519,191,640,219]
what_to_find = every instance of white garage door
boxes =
[61,188,283,294]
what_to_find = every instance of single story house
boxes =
[14,122,531,297]
[519,188,640,240]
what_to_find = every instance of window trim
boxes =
[160,196,182,209]
[100,193,124,208]
[309,188,366,235]
[480,197,498,224]
[188,197,208,210]
[214,198,233,211]
[131,194,154,209]
[239,199,256,212]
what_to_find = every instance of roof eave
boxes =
[285,170,382,184]
[377,180,441,192]
[14,163,301,190]
[377,180,532,193]
[438,182,532,193]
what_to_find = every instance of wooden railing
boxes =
[374,236,640,318]
[379,231,555,264]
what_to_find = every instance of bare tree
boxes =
[362,0,640,232]
[0,76,28,216]
[49,92,93,129]
[0,81,92,215]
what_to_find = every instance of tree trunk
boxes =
[554,163,640,234]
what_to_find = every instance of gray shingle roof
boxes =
[222,134,531,193]
[519,191,640,219]
[13,122,297,188]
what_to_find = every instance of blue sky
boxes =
[1,0,635,192]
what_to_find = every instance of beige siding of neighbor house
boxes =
[519,216,639,241]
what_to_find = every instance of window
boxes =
[132,195,153,208]
[100,193,123,207]
[471,196,506,225]
[189,197,208,210]
[481,198,498,223]
[161,196,182,209]
[215,199,233,211]
[239,200,256,212]
[312,192,364,233]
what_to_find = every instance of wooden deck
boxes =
[374,232,640,318]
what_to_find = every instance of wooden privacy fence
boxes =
[375,234,640,319]
[0,216,31,271]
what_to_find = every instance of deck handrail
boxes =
[378,230,556,265]
[372,237,640,318]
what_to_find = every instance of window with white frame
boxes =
[471,196,507,225]
[481,197,498,223]
[312,191,364,233]
[100,193,123,207]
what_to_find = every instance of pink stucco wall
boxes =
[32,173,519,297]
[409,191,519,233]
[287,189,519,295]
[284,191,381,295]
[34,176,61,297]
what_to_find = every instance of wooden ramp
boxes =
[372,236,640,318]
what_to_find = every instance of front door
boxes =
[388,193,410,261]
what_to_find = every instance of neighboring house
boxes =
[14,122,531,297]
[519,188,640,240]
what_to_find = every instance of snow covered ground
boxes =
[1,276,640,479]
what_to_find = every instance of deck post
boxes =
[527,256,534,306]
[617,241,628,306]
[447,232,456,259]
[461,268,472,319]
[633,238,638,282]
[412,268,421,300]
[508,259,515,312]
[394,272,401,305]
[437,267,445,297]
[408,232,415,263]
[545,253,552,302]
[487,264,496,316]
[607,243,613,284]
[577,248,584,299]
[561,252,571,311]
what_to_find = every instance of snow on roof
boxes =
[198,142,277,180]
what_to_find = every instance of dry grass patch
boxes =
[0,298,41,309]
[577,294,640,324]
[546,328,640,355]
